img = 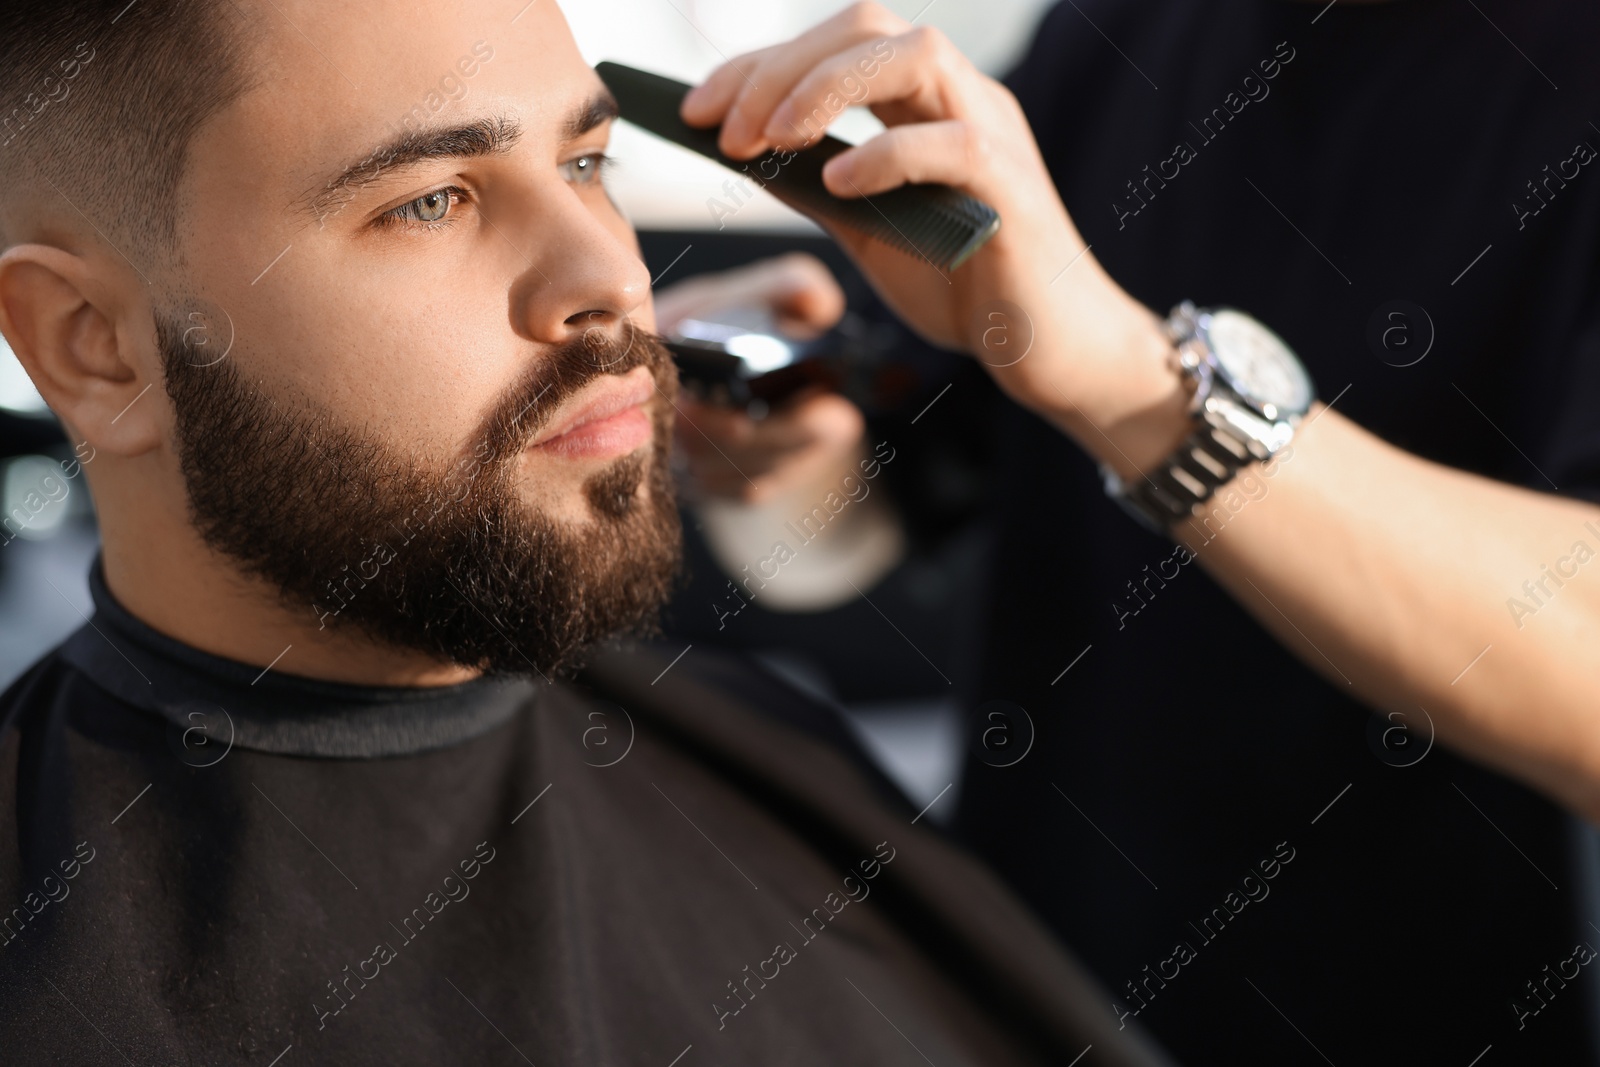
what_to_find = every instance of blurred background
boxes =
[0,0,1055,813]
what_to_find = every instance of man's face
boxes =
[155,0,683,674]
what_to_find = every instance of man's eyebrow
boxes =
[564,91,620,141]
[302,92,621,225]
[304,115,522,223]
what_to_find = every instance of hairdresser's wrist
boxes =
[1024,286,1191,481]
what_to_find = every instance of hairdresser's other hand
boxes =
[677,387,866,505]
[652,251,845,338]
[653,254,866,504]
[680,2,1187,477]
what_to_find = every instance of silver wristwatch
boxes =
[1103,302,1315,534]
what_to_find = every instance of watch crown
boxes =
[1166,301,1200,343]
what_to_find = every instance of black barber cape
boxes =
[0,563,1174,1066]
[950,1,1600,1064]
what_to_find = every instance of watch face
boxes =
[1203,310,1313,415]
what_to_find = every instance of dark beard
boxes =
[156,312,682,678]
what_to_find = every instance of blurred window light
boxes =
[2,455,74,541]
[0,336,49,416]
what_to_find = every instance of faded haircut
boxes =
[0,0,255,270]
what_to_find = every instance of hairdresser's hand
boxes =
[653,254,867,503]
[676,387,866,504]
[680,2,1187,477]
[652,251,845,339]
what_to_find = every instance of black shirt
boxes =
[954,1,1600,1063]
[0,562,1174,1066]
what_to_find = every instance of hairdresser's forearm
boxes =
[1174,406,1600,820]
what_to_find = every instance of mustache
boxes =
[471,320,675,465]
[155,305,676,489]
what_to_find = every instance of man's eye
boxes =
[561,153,613,186]
[379,187,463,228]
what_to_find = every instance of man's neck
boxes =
[98,516,480,688]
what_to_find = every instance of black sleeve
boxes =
[1539,268,1600,505]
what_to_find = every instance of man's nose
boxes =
[510,190,651,348]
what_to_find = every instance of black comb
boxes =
[596,61,1001,272]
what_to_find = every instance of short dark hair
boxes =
[0,0,254,269]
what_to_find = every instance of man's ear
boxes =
[0,244,163,457]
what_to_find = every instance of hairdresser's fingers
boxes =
[679,58,750,130]
[676,397,757,451]
[676,403,812,483]
[696,466,757,499]
[682,389,860,457]
[653,253,844,337]
[682,2,911,158]
[762,28,980,150]
[652,253,842,320]
[676,427,760,496]
[675,419,768,497]
[763,390,866,456]
[676,391,866,502]
[818,120,991,200]
[702,252,845,336]
[680,1,908,129]
[763,256,848,336]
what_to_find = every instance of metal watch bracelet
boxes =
[1104,399,1297,534]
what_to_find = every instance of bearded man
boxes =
[0,0,1176,1063]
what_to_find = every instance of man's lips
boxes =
[528,366,656,459]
